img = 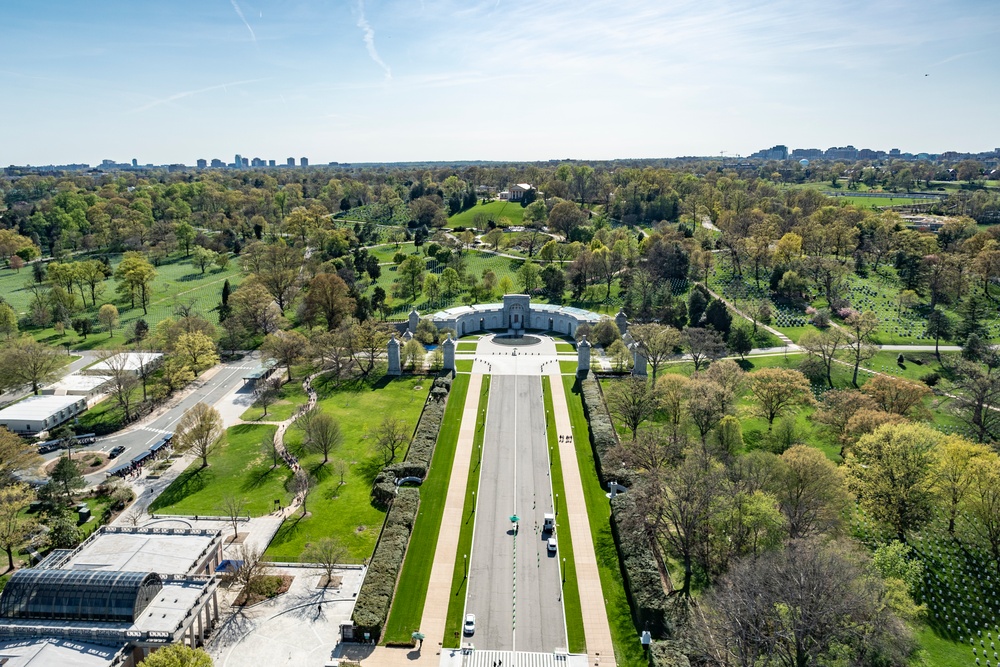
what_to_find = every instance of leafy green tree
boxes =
[142,644,213,667]
[747,368,814,429]
[0,303,17,339]
[728,322,754,360]
[50,456,84,503]
[925,308,954,361]
[441,267,461,297]
[98,304,119,338]
[190,246,217,274]
[397,255,426,303]
[703,299,732,339]
[845,422,940,541]
[174,221,197,257]
[0,336,63,394]
[114,252,157,314]
[0,483,36,570]
[518,261,540,293]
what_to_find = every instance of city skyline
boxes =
[1,0,998,165]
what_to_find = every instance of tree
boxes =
[0,428,41,485]
[964,457,1000,572]
[76,260,109,307]
[114,252,156,314]
[298,408,343,464]
[347,319,394,378]
[0,483,35,571]
[72,317,93,340]
[423,273,440,303]
[217,492,248,537]
[49,456,84,503]
[845,422,940,541]
[253,379,280,418]
[98,303,119,338]
[772,445,848,539]
[843,310,880,387]
[190,246,217,274]
[174,221,197,256]
[687,380,731,445]
[100,349,141,421]
[605,377,657,440]
[728,322,753,360]
[261,429,281,469]
[702,299,732,339]
[0,336,63,395]
[304,273,355,331]
[693,540,914,667]
[812,389,877,448]
[932,436,992,535]
[627,323,680,381]
[861,374,930,417]
[176,402,225,468]
[925,308,954,361]
[174,331,220,374]
[397,255,426,302]
[373,415,409,464]
[655,374,689,444]
[0,303,18,339]
[142,645,213,667]
[683,327,727,373]
[261,330,308,381]
[950,362,1000,443]
[798,328,847,388]
[294,472,317,516]
[548,200,587,239]
[518,260,541,293]
[301,536,348,586]
[252,242,303,312]
[747,368,814,429]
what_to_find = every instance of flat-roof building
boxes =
[43,373,111,398]
[85,353,163,376]
[0,527,223,667]
[0,395,87,435]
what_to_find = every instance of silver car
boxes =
[463,613,476,635]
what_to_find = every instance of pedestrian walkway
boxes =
[548,378,616,667]
[700,282,797,349]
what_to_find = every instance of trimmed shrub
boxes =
[580,378,631,486]
[610,493,671,638]
[921,372,941,387]
[401,377,452,473]
[352,487,420,640]
[650,640,692,667]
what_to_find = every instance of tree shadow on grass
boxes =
[356,455,385,485]
[148,466,213,512]
[240,463,289,493]
[266,512,307,549]
[308,461,332,484]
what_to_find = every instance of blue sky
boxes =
[1,0,997,165]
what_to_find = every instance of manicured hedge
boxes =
[610,493,671,638]
[580,378,632,486]
[352,487,420,640]
[649,640,691,667]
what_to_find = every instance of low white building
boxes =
[42,373,111,398]
[0,395,87,435]
[85,352,163,376]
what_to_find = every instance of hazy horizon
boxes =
[2,0,997,166]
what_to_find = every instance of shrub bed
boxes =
[580,378,632,486]
[650,640,692,667]
[610,493,671,638]
[352,487,420,641]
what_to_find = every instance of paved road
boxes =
[37,355,262,485]
[466,373,564,652]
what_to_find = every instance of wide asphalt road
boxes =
[465,372,565,652]
[38,356,262,485]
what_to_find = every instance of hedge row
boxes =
[403,375,453,472]
[579,378,632,486]
[649,640,691,667]
[610,493,672,638]
[352,487,420,641]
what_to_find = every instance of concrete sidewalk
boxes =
[549,375,617,667]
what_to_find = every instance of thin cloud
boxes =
[230,0,257,44]
[356,0,392,79]
[129,78,265,113]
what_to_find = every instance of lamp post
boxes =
[562,558,566,585]
[464,554,467,579]
[555,493,559,516]
[472,491,476,513]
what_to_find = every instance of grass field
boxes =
[543,376,586,653]
[150,424,292,517]
[443,376,491,646]
[448,200,525,228]
[456,342,477,352]
[264,375,429,562]
[383,374,471,644]
[239,377,308,422]
[562,375,647,667]
[5,251,243,351]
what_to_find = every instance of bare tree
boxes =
[122,506,146,528]
[373,416,409,464]
[627,323,680,381]
[298,409,342,464]
[253,378,281,418]
[217,492,248,537]
[232,542,267,593]
[605,377,658,440]
[951,362,1000,443]
[683,327,727,372]
[301,536,348,586]
[294,473,316,516]
[333,460,349,486]
[99,349,141,422]
[175,402,225,468]
[261,430,280,469]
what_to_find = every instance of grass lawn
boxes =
[455,360,473,373]
[555,342,576,352]
[264,375,429,562]
[543,376,585,654]
[239,377,309,422]
[456,342,477,352]
[150,424,292,517]
[562,375,647,667]
[448,200,525,228]
[383,374,472,644]
[915,625,967,667]
[443,376,491,647]
[79,495,114,540]
[559,360,578,374]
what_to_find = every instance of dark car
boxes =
[109,445,126,459]
[37,442,61,454]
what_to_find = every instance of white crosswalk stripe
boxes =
[458,650,580,667]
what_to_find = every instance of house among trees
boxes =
[500,183,535,202]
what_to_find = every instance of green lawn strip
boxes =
[447,200,525,228]
[542,376,585,653]
[265,375,429,562]
[239,380,309,422]
[150,424,292,517]
[915,624,968,667]
[455,360,473,373]
[456,342,477,352]
[555,342,576,352]
[383,374,471,644]
[443,376,491,647]
[561,376,646,667]
[559,360,578,374]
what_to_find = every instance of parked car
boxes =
[547,537,558,553]
[109,445,126,459]
[37,442,61,454]
[463,613,476,636]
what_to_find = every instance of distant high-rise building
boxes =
[210,158,224,168]
[890,148,901,156]
[234,154,242,168]
[750,145,788,161]
[196,159,207,169]
[268,159,276,167]
[241,157,249,168]
[251,157,265,167]
[287,157,295,166]
[131,158,138,167]
[300,157,308,167]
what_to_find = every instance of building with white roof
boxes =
[426,294,602,337]
[43,373,111,398]
[0,395,87,435]
[85,353,163,376]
